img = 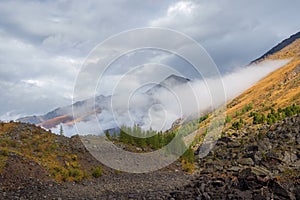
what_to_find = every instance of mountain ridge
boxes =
[1,31,300,199]
[17,74,191,131]
[252,31,300,63]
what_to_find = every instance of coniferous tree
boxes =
[59,124,64,136]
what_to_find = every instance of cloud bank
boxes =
[58,59,289,137]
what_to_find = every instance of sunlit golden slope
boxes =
[226,38,300,123]
[189,35,300,149]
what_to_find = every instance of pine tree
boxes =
[105,130,111,140]
[59,124,64,136]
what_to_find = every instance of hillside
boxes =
[0,122,107,183]
[0,32,299,199]
[169,32,300,199]
[0,121,190,199]
[172,114,300,199]
[224,37,300,130]
[1,116,299,199]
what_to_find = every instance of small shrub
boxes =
[231,121,242,130]
[0,148,9,156]
[181,147,195,163]
[225,116,232,124]
[71,154,78,161]
[92,166,102,178]
[69,169,81,178]
[181,160,195,173]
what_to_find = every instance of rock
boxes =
[258,138,272,151]
[246,145,259,152]
[237,190,253,199]
[282,151,298,163]
[211,180,225,187]
[200,168,214,174]
[219,136,232,143]
[295,186,300,200]
[227,141,240,148]
[237,158,254,166]
[228,166,243,172]
[250,166,271,177]
[270,180,291,199]
[202,192,211,200]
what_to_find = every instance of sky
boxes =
[0,0,299,120]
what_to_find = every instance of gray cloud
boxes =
[150,0,300,69]
[0,0,299,120]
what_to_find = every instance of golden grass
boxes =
[190,38,300,141]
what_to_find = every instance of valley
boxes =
[1,24,300,200]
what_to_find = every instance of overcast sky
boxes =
[0,0,299,120]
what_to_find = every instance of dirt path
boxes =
[1,170,192,200]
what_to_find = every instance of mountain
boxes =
[146,74,190,95]
[2,32,300,199]
[17,75,191,131]
[183,32,300,147]
[225,32,300,127]
[17,95,110,129]
[252,31,300,63]
[173,31,300,199]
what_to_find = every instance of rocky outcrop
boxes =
[170,114,300,199]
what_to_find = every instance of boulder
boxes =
[237,158,254,166]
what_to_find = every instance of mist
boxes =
[56,59,289,137]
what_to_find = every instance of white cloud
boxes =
[66,59,289,136]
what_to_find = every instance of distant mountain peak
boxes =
[163,74,191,84]
[146,74,190,95]
[165,74,190,81]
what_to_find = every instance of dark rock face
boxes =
[170,114,300,200]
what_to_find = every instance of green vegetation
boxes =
[118,125,167,150]
[117,124,189,154]
[225,116,232,124]
[59,124,64,136]
[0,147,9,173]
[116,123,197,172]
[231,118,244,130]
[250,104,300,125]
[92,166,102,178]
[0,122,99,182]
[227,104,299,129]
[181,146,194,163]
[250,112,266,124]
[233,103,254,118]
[105,130,111,140]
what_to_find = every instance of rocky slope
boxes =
[171,114,300,200]
[0,121,191,199]
[1,115,298,199]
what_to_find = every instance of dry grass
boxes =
[190,38,300,142]
[226,39,300,124]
